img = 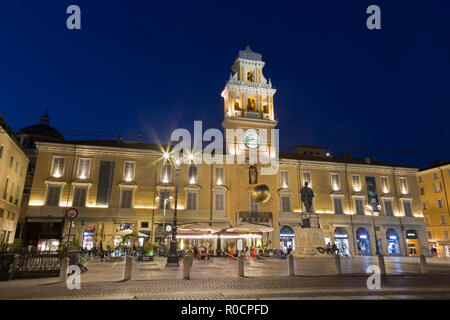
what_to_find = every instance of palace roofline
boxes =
[419,160,450,172]
[34,138,418,170]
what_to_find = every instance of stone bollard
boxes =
[183,256,191,280]
[123,255,133,281]
[59,257,70,282]
[419,254,428,274]
[238,256,244,277]
[334,254,341,275]
[377,254,386,276]
[288,254,295,277]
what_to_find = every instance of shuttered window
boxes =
[215,167,225,185]
[96,161,115,206]
[161,163,172,183]
[123,161,135,182]
[403,201,413,217]
[331,173,340,190]
[280,171,289,188]
[214,193,225,211]
[354,198,364,215]
[399,177,408,194]
[384,199,394,216]
[186,192,197,210]
[2,178,8,200]
[77,158,91,179]
[120,189,133,208]
[380,176,389,193]
[188,165,198,184]
[73,187,87,207]
[46,185,61,207]
[51,157,66,177]
[333,197,343,214]
[352,175,361,191]
[281,195,291,213]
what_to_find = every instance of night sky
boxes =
[1,0,449,169]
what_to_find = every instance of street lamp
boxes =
[166,157,181,267]
[366,203,382,255]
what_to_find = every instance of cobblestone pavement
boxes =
[2,275,450,300]
[0,256,449,300]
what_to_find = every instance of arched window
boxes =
[247,97,256,112]
[160,162,172,183]
[188,165,198,184]
[234,101,241,111]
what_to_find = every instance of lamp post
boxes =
[366,203,381,255]
[166,158,180,266]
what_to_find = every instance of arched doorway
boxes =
[386,228,401,255]
[356,228,371,255]
[334,227,350,255]
[280,226,295,252]
[82,224,96,250]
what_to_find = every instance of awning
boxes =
[138,231,150,238]
[178,223,222,233]
[227,223,273,233]
[115,229,133,236]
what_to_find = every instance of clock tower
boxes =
[221,45,278,159]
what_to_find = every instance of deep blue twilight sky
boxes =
[1,0,449,169]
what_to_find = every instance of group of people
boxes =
[325,242,339,255]
[226,246,263,260]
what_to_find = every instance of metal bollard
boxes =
[377,254,386,276]
[288,255,295,277]
[123,255,133,281]
[238,256,244,277]
[334,254,341,275]
[419,254,428,274]
[183,256,191,280]
[59,257,70,282]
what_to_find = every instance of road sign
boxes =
[65,208,79,220]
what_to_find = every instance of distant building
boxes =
[0,114,29,245]
[22,46,429,256]
[15,110,64,245]
[418,161,450,257]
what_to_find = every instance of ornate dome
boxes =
[16,109,64,149]
[237,44,262,61]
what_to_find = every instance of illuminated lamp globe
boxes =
[251,184,271,203]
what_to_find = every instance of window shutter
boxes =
[97,161,115,206]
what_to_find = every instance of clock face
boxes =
[165,225,172,232]
[244,130,261,149]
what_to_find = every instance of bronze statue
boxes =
[300,181,315,213]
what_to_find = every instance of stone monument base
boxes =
[292,226,327,258]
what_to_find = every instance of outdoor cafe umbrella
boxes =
[178,223,222,233]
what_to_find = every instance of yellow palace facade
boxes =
[22,46,429,256]
[417,161,450,257]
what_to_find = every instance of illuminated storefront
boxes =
[82,224,96,250]
[386,228,401,255]
[406,230,420,256]
[280,226,296,252]
[356,227,371,255]
[334,227,350,255]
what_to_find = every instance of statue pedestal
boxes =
[292,213,326,258]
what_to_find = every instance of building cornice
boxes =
[35,141,162,159]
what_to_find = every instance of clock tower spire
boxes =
[221,45,278,157]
